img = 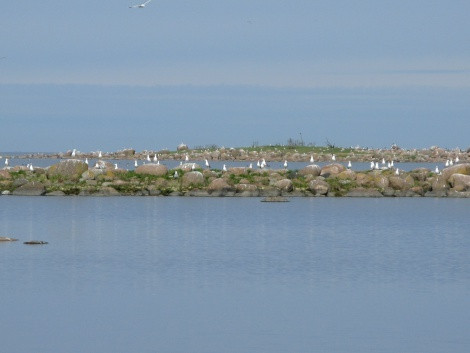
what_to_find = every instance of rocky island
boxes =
[1,144,470,197]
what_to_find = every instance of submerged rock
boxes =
[23,241,48,245]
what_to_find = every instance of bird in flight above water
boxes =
[129,0,152,8]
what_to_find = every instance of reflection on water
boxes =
[0,197,469,353]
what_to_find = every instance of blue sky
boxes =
[1,0,469,151]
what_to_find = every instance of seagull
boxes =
[455,156,460,163]
[370,161,375,169]
[395,168,400,175]
[85,158,89,165]
[445,160,449,167]
[153,154,158,162]
[114,163,118,170]
[347,161,352,169]
[98,151,102,158]
[375,162,379,170]
[29,164,34,171]
[332,154,336,161]
[134,160,138,167]
[129,0,152,8]
[185,155,189,162]
[222,164,227,172]
[248,163,253,169]
[5,158,9,166]
[450,159,454,166]
[71,149,76,157]
[435,166,439,174]
[174,171,179,178]
[382,158,385,165]
[257,160,260,168]
[205,159,210,168]
[146,154,151,162]
[283,160,288,168]
[310,155,314,163]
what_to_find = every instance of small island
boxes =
[1,144,470,197]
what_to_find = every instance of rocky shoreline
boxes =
[1,157,470,198]
[5,144,470,163]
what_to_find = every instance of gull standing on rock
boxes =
[283,160,288,168]
[348,161,352,169]
[153,154,158,162]
[205,159,210,168]
[134,160,138,167]
[98,151,102,158]
[85,158,89,165]
[222,164,227,172]
[5,158,9,166]
[435,166,440,174]
[332,154,336,161]
[310,155,314,163]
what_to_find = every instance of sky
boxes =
[1,0,469,152]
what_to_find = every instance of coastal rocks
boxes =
[12,181,46,196]
[227,167,247,175]
[308,179,329,195]
[94,186,121,196]
[388,176,414,190]
[261,196,289,202]
[135,163,168,176]
[442,163,470,181]
[337,170,357,180]
[320,163,346,177]
[373,174,390,189]
[345,188,383,197]
[47,159,88,180]
[298,164,321,177]
[235,184,259,196]
[449,174,470,191]
[117,149,135,157]
[182,171,204,188]
[93,160,114,170]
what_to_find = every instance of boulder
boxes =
[431,175,449,191]
[227,167,247,175]
[47,159,88,180]
[442,163,470,182]
[298,164,321,177]
[207,178,234,194]
[135,163,168,176]
[388,176,413,190]
[94,186,121,196]
[449,174,470,191]
[409,168,431,182]
[356,173,374,187]
[345,188,383,197]
[12,181,46,196]
[320,163,346,177]
[373,174,390,189]
[337,170,357,180]
[45,190,66,196]
[275,179,293,192]
[308,179,329,195]
[182,171,204,188]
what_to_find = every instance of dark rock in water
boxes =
[261,196,289,202]
[0,236,18,242]
[23,241,48,245]
[345,188,383,197]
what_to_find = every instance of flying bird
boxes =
[129,0,152,8]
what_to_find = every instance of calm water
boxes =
[1,197,469,353]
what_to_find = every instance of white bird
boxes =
[191,163,196,170]
[450,159,454,166]
[310,155,314,163]
[248,163,253,169]
[435,166,439,174]
[382,158,385,164]
[114,163,118,170]
[370,161,375,169]
[205,159,210,168]
[85,158,89,165]
[445,160,449,167]
[174,171,179,178]
[395,168,400,175]
[129,0,152,8]
[332,154,336,161]
[98,151,102,158]
[257,160,261,168]
[347,161,352,168]
[455,156,460,163]
[5,158,9,166]
[134,160,138,167]
[153,154,158,162]
[29,164,34,171]
[375,162,379,170]
[390,160,394,167]
[283,160,288,168]
[146,154,151,162]
[71,149,76,157]
[185,155,189,162]
[222,164,227,172]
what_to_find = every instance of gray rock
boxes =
[308,179,329,195]
[207,178,234,194]
[320,163,346,177]
[45,190,66,196]
[94,186,121,196]
[447,190,470,198]
[12,182,46,196]
[449,173,470,191]
[442,163,470,182]
[47,159,88,180]
[425,190,448,197]
[182,171,204,188]
[345,188,383,197]
[135,163,168,176]
[298,164,321,177]
[261,196,289,202]
[275,179,293,192]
